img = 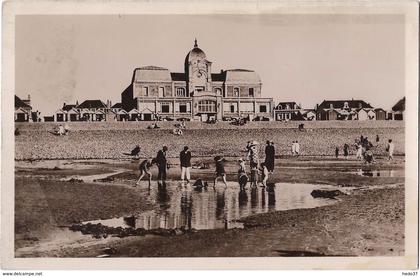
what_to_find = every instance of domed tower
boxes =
[184,39,212,95]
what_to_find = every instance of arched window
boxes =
[176,87,186,97]
[198,100,216,113]
[214,88,222,96]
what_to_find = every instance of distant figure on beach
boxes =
[360,135,364,143]
[335,147,339,158]
[343,143,349,159]
[298,123,305,131]
[237,159,248,190]
[386,139,394,161]
[265,140,275,173]
[291,141,296,156]
[123,145,141,158]
[133,158,155,188]
[180,146,192,183]
[364,149,375,164]
[245,141,252,159]
[64,123,70,135]
[355,143,363,160]
[14,128,20,136]
[295,141,300,156]
[376,134,380,143]
[260,163,269,187]
[214,156,227,187]
[58,124,65,136]
[156,146,168,183]
[173,128,183,136]
[192,179,208,189]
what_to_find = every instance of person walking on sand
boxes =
[265,140,275,173]
[214,156,227,187]
[376,134,380,143]
[123,145,141,158]
[335,147,339,158]
[386,139,394,161]
[245,141,252,159]
[156,146,168,184]
[133,158,156,188]
[180,146,192,183]
[343,143,349,159]
[291,141,296,156]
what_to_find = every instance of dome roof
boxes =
[185,39,207,66]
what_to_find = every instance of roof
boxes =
[133,66,172,82]
[225,69,261,83]
[318,100,372,110]
[15,95,31,109]
[171,73,187,82]
[111,103,122,109]
[62,104,76,111]
[211,73,225,82]
[275,102,300,110]
[392,97,405,112]
[77,100,107,109]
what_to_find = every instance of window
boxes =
[198,100,216,113]
[214,88,222,96]
[249,88,254,97]
[142,87,149,96]
[233,87,240,97]
[195,86,205,93]
[176,87,186,97]
[259,105,267,113]
[158,87,165,97]
[230,105,235,113]
[179,104,187,113]
[285,104,290,110]
[161,103,170,113]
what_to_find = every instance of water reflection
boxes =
[86,183,338,231]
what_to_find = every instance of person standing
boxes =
[214,156,227,187]
[245,141,252,160]
[386,139,394,161]
[260,163,269,187]
[265,140,275,173]
[376,134,380,143]
[343,143,349,159]
[335,147,339,158]
[355,143,363,160]
[180,146,192,183]
[295,141,300,156]
[156,146,168,183]
[291,141,296,156]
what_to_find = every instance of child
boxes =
[133,158,155,188]
[237,159,248,190]
[214,156,227,187]
[260,162,269,187]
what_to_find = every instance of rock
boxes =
[310,189,345,199]
[103,247,116,255]
[97,254,111,258]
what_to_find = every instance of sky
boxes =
[15,14,405,115]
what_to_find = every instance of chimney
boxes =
[76,100,79,106]
[63,103,66,108]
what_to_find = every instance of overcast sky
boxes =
[16,14,405,115]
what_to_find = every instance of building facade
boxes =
[274,102,303,121]
[316,100,374,121]
[122,40,274,121]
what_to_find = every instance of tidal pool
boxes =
[84,182,341,231]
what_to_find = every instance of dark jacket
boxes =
[180,150,192,167]
[156,150,167,167]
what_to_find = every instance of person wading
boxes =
[265,140,275,173]
[180,146,192,184]
[156,146,168,184]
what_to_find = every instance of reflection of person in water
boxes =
[238,190,248,207]
[180,190,192,230]
[156,184,170,209]
[215,189,226,220]
[267,186,276,210]
[250,186,258,208]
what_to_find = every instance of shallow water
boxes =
[354,169,404,178]
[85,182,340,231]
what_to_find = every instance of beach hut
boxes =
[116,109,129,121]
[128,109,141,121]
[139,108,155,121]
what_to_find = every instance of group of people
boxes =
[51,123,70,136]
[132,140,276,190]
[291,141,300,156]
[335,134,395,163]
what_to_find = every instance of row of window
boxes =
[159,101,268,113]
[140,86,256,97]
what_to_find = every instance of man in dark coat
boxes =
[264,141,275,173]
[180,146,192,183]
[156,146,168,182]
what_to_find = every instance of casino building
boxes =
[121,40,274,121]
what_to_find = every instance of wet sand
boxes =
[14,156,404,257]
